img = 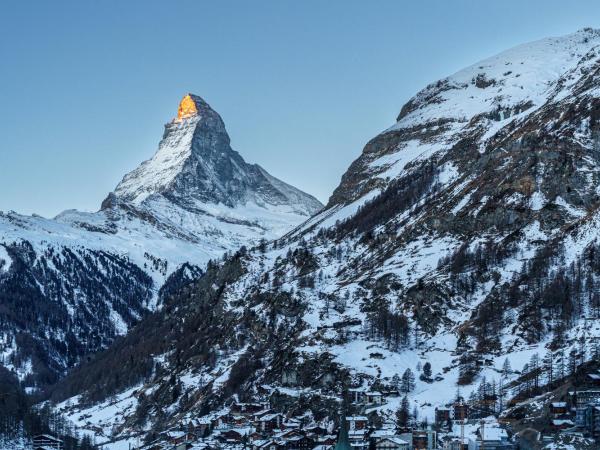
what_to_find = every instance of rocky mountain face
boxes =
[47,29,600,444]
[0,94,322,390]
[110,94,321,216]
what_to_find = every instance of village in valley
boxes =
[66,363,600,450]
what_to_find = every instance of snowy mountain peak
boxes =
[329,28,600,207]
[110,93,322,215]
[111,93,229,206]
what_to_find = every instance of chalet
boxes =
[587,373,600,387]
[573,390,600,408]
[254,409,276,421]
[218,429,245,443]
[212,413,231,429]
[253,439,281,450]
[282,435,315,450]
[374,437,409,450]
[248,431,265,442]
[412,430,436,450]
[274,429,304,440]
[453,402,469,421]
[188,419,211,436]
[348,388,366,404]
[232,415,250,427]
[365,391,384,405]
[282,418,302,430]
[348,429,369,450]
[370,428,397,441]
[549,402,568,417]
[33,434,63,450]
[305,425,329,437]
[257,413,284,432]
[467,420,513,450]
[173,431,197,446]
[583,404,600,438]
[317,435,337,446]
[231,402,265,416]
[551,419,574,430]
[435,408,451,427]
[346,416,368,431]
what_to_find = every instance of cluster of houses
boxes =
[138,402,440,450]
[127,372,600,449]
[432,404,513,450]
[526,372,600,439]
[502,371,600,445]
[557,374,600,438]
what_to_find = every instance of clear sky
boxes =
[2,1,600,217]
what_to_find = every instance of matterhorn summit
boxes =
[110,93,322,216]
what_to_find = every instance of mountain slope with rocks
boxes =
[0,94,322,390]
[51,29,600,447]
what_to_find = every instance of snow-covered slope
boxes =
[49,29,600,445]
[330,27,600,207]
[0,94,322,388]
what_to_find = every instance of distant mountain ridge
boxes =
[0,94,322,388]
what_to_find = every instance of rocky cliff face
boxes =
[0,94,322,390]
[49,29,600,443]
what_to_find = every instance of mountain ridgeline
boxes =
[47,28,600,441]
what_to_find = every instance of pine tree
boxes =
[497,378,506,412]
[396,396,410,427]
[556,350,566,380]
[501,358,512,378]
[391,374,401,390]
[490,379,498,414]
[530,353,540,390]
[423,362,432,379]
[568,349,578,375]
[522,363,531,394]
[542,352,554,389]
[401,368,416,393]
[454,388,463,403]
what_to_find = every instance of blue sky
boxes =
[2,1,600,216]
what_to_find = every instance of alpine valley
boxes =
[7,28,600,450]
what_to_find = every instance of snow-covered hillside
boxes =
[0,94,322,388]
[48,28,600,446]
